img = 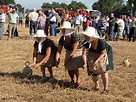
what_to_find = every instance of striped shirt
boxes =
[100,18,107,30]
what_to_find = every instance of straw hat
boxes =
[81,27,100,38]
[57,21,75,30]
[33,30,47,38]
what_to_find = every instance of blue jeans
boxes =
[37,26,45,30]
[109,26,114,41]
[0,22,4,38]
[123,27,129,38]
[29,21,37,35]
[50,23,56,36]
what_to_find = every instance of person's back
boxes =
[29,11,38,22]
[29,8,39,36]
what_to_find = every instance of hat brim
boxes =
[81,32,100,38]
[56,27,75,30]
[32,35,47,38]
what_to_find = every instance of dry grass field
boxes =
[0,23,136,102]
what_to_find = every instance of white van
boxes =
[89,10,101,17]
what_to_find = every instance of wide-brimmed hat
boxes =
[81,27,100,38]
[33,30,47,37]
[57,21,75,30]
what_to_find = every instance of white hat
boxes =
[57,21,75,30]
[33,30,47,38]
[81,27,100,38]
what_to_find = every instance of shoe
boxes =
[48,77,55,82]
[39,77,47,82]
[76,80,82,86]
[94,86,100,91]
[102,89,109,95]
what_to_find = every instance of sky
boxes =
[14,0,98,10]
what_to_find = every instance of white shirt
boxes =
[29,11,39,21]
[117,19,125,29]
[0,13,5,22]
[8,13,19,24]
[50,16,56,22]
[106,18,109,27]
[75,15,83,25]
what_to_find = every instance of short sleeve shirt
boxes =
[34,38,57,55]
[59,34,83,51]
[83,39,111,53]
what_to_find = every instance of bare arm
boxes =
[82,46,87,69]
[55,44,63,67]
[33,47,37,64]
[65,42,79,65]
[94,49,107,66]
[39,47,51,65]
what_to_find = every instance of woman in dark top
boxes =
[55,21,83,86]
[82,27,114,94]
[31,30,57,82]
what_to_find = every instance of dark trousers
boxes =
[14,28,18,37]
[129,27,136,42]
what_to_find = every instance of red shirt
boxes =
[1,5,8,14]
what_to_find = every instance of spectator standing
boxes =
[50,11,57,36]
[7,7,19,40]
[37,10,46,30]
[99,14,107,39]
[18,11,24,27]
[129,16,136,42]
[0,9,5,39]
[117,15,125,40]
[74,11,83,34]
[109,13,115,41]
[123,15,130,39]
[29,8,39,37]
[25,13,29,28]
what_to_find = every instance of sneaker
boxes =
[39,77,48,82]
[48,77,55,82]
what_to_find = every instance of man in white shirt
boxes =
[7,7,19,40]
[0,9,5,39]
[74,11,83,34]
[29,8,39,36]
[117,15,125,39]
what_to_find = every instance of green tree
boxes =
[60,3,68,9]
[68,1,87,11]
[127,0,136,15]
[52,2,61,8]
[41,2,52,9]
[15,4,24,12]
[92,0,124,15]
[41,1,87,11]
[0,0,15,5]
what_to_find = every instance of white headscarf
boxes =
[63,29,75,40]
[35,37,46,53]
